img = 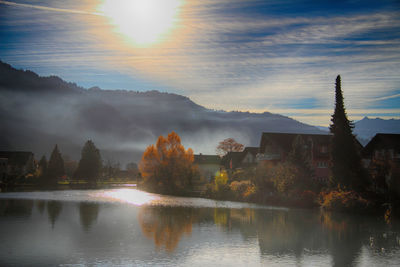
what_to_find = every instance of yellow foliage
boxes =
[138,206,195,252]
[214,170,228,191]
[139,131,198,192]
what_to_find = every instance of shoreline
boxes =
[0,184,394,218]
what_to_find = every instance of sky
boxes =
[0,0,399,126]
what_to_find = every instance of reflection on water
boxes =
[0,199,33,218]
[0,188,399,266]
[47,201,63,228]
[36,200,46,214]
[138,206,195,252]
[102,188,159,206]
[79,202,100,232]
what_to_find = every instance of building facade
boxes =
[258,132,332,183]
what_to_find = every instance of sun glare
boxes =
[99,0,183,47]
[102,189,159,206]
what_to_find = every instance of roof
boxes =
[242,147,259,156]
[363,133,400,156]
[194,154,221,165]
[0,151,34,166]
[259,132,332,153]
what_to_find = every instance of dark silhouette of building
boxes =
[0,151,35,181]
[258,132,332,183]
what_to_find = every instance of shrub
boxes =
[320,190,370,212]
[215,170,229,191]
[229,180,255,201]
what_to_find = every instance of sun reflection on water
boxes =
[101,189,159,206]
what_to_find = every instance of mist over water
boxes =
[0,62,322,165]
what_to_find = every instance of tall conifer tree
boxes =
[38,155,47,176]
[75,140,102,184]
[37,155,48,183]
[46,145,64,185]
[330,75,365,190]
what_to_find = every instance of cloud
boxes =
[373,93,400,101]
[0,0,102,16]
[1,0,399,126]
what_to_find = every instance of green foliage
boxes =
[271,163,297,195]
[75,140,102,183]
[330,75,366,191]
[46,145,64,185]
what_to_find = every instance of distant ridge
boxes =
[0,61,326,164]
[315,117,400,146]
[354,117,400,141]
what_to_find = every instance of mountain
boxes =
[316,117,400,146]
[354,117,400,144]
[0,61,324,166]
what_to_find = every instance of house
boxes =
[194,154,221,182]
[240,147,259,166]
[363,133,400,164]
[221,147,259,170]
[362,133,400,193]
[0,151,35,182]
[257,132,332,183]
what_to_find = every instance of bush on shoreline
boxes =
[320,190,371,212]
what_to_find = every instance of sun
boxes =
[98,0,183,47]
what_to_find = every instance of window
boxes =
[317,161,328,168]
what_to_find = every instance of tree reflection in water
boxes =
[36,200,46,214]
[0,199,34,218]
[138,206,196,252]
[134,200,400,263]
[47,201,63,229]
[223,208,399,267]
[79,202,100,232]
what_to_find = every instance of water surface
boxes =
[0,188,399,266]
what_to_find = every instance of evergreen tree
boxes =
[37,155,48,183]
[46,145,64,185]
[38,155,47,175]
[329,75,365,191]
[75,140,102,184]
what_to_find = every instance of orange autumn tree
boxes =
[139,131,199,193]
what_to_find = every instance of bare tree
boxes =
[216,138,244,157]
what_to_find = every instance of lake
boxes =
[0,188,399,266]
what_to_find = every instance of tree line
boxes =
[35,140,137,187]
